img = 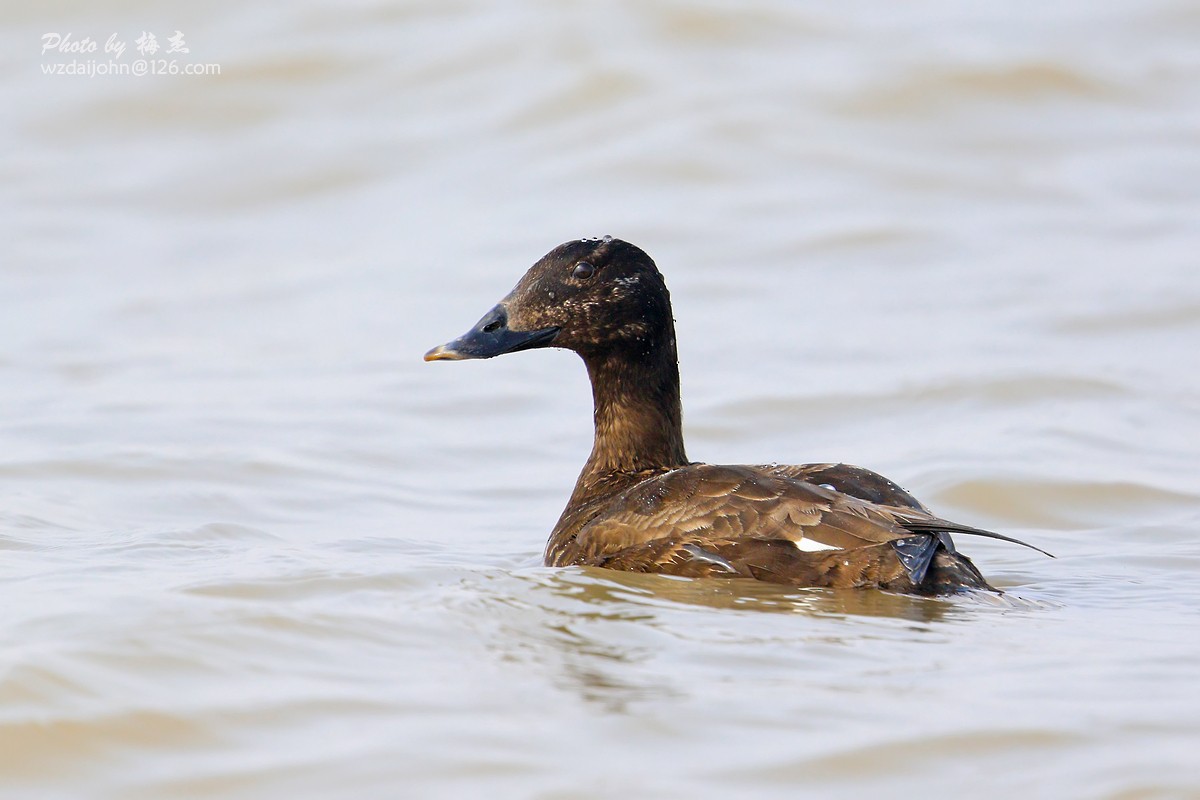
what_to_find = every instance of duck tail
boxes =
[888,534,995,594]
[899,519,1055,559]
[917,548,994,594]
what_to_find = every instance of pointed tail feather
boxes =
[899,519,1055,559]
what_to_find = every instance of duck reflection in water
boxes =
[482,567,969,713]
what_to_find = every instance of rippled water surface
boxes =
[4,2,1200,798]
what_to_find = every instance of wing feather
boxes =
[548,463,1045,591]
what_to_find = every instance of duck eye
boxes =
[572,262,595,280]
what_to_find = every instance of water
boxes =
[4,1,1200,798]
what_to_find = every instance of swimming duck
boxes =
[425,237,1049,594]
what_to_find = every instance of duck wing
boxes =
[571,464,925,556]
[562,463,1047,591]
[755,462,929,511]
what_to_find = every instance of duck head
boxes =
[424,237,673,362]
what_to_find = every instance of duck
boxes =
[424,237,1050,594]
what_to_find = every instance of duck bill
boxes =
[424,304,559,362]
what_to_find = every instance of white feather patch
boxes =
[792,538,840,552]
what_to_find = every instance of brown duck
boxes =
[425,237,1050,594]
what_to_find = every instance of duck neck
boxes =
[576,334,689,489]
